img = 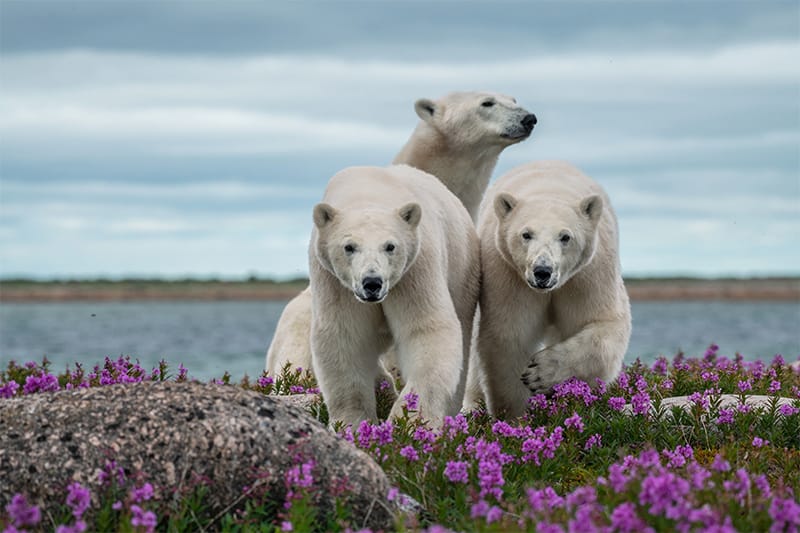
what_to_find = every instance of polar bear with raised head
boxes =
[266,92,535,377]
[474,160,631,419]
[310,165,480,427]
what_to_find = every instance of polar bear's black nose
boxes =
[533,265,552,284]
[362,276,383,297]
[522,114,537,132]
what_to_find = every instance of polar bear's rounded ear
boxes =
[494,192,517,220]
[398,202,422,229]
[313,203,337,228]
[579,194,603,224]
[414,98,437,123]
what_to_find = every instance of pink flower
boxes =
[608,397,626,411]
[584,434,602,450]
[399,445,419,462]
[752,436,768,448]
[564,412,584,433]
[444,461,469,484]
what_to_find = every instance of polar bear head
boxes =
[493,193,603,291]
[313,202,422,303]
[414,91,536,147]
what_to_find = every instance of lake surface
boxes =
[1,300,798,381]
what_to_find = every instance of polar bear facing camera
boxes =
[474,160,631,419]
[310,165,480,427]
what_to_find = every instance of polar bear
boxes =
[309,165,480,427]
[266,92,535,376]
[473,160,631,419]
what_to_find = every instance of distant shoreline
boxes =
[1,278,798,303]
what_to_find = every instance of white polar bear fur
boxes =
[472,160,631,419]
[309,165,480,427]
[266,92,534,377]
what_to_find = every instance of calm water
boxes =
[1,300,798,381]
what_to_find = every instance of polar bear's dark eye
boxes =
[560,234,571,244]
[344,244,355,254]
[481,100,495,108]
[522,231,532,241]
[385,243,396,253]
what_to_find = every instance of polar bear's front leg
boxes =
[521,319,630,394]
[382,289,463,426]
[311,294,390,428]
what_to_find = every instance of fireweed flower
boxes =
[56,521,88,533]
[6,493,41,527]
[257,376,273,388]
[584,434,602,450]
[738,379,752,392]
[444,460,470,483]
[661,379,674,391]
[130,483,154,503]
[631,390,651,416]
[130,504,157,532]
[779,404,800,416]
[711,454,731,472]
[716,409,734,425]
[65,482,91,518]
[768,380,782,394]
[752,436,768,448]
[608,396,626,411]
[610,502,651,533]
[651,357,669,375]
[0,380,20,398]
[769,497,800,531]
[399,445,419,462]
[564,412,584,433]
[289,385,305,394]
[403,392,419,411]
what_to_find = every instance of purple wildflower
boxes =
[711,454,731,472]
[486,505,503,524]
[130,482,154,503]
[564,412,584,433]
[689,391,710,411]
[257,375,273,388]
[130,505,157,533]
[403,391,419,411]
[610,502,650,533]
[631,390,651,416]
[65,482,91,518]
[584,434,602,450]
[399,445,419,462]
[738,379,752,392]
[286,459,315,489]
[289,385,305,394]
[661,378,674,391]
[470,499,490,519]
[769,497,800,531]
[716,408,734,425]
[22,372,60,394]
[280,520,293,531]
[6,493,41,527]
[651,357,669,375]
[0,380,20,398]
[608,396,626,411]
[56,520,88,533]
[527,486,564,513]
[639,471,691,519]
[444,460,469,484]
[387,487,400,501]
[779,404,800,416]
[752,436,768,448]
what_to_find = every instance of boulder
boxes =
[0,381,394,530]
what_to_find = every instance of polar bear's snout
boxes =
[521,113,537,133]
[360,276,385,302]
[526,258,559,291]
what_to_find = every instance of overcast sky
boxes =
[1,1,798,280]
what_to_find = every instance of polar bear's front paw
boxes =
[520,353,561,395]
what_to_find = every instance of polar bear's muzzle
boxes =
[501,113,537,141]
[355,275,387,303]
[526,264,559,291]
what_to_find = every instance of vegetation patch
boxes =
[2,345,799,532]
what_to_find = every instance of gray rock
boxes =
[623,394,797,417]
[0,381,395,530]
